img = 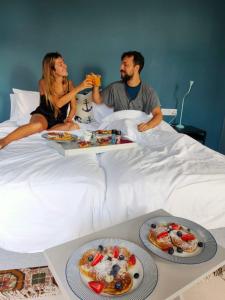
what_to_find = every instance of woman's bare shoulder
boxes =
[39,79,46,94]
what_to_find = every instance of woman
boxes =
[0,52,93,149]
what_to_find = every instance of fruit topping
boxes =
[113,246,119,258]
[198,241,204,247]
[177,231,183,237]
[128,254,136,266]
[157,231,169,239]
[181,233,195,242]
[88,255,94,262]
[177,247,183,253]
[134,273,140,279]
[88,281,104,294]
[115,281,123,290]
[107,256,112,261]
[91,253,104,266]
[169,223,180,230]
[151,223,156,228]
[110,264,121,276]
[98,245,104,252]
[118,254,125,260]
[168,247,174,255]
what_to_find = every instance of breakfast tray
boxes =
[47,138,137,156]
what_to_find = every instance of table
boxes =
[171,125,206,144]
[44,210,225,300]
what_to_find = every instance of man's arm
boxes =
[92,86,103,104]
[137,106,162,132]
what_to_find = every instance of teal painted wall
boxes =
[0,0,224,151]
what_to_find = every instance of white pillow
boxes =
[13,88,39,95]
[74,92,94,124]
[10,93,18,121]
[10,90,40,125]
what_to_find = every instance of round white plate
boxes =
[42,132,77,143]
[139,216,217,264]
[66,238,158,300]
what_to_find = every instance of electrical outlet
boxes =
[161,108,177,116]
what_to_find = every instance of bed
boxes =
[1,91,225,253]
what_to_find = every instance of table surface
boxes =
[44,210,225,300]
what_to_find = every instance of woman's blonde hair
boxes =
[42,52,66,117]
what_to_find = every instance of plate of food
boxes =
[139,216,217,264]
[42,132,77,143]
[66,238,158,300]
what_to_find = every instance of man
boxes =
[92,51,162,131]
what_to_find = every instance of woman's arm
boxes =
[65,81,77,122]
[54,78,93,108]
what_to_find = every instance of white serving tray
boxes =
[47,138,137,156]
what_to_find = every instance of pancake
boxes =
[148,225,173,251]
[148,223,200,254]
[170,230,198,253]
[79,245,140,296]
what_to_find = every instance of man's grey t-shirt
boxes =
[101,81,160,114]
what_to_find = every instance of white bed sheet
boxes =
[1,113,225,253]
[0,121,106,253]
[99,111,225,229]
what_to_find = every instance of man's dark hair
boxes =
[121,51,145,73]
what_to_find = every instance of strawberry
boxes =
[91,253,103,266]
[157,231,169,239]
[88,281,104,294]
[181,233,195,242]
[169,223,180,230]
[113,246,119,258]
[128,254,136,266]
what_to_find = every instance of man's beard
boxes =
[120,72,133,82]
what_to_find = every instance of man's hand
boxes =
[137,121,151,132]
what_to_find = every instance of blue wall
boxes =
[0,0,225,151]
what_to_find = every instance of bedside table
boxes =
[172,125,206,144]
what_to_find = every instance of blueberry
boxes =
[198,241,204,248]
[119,255,125,260]
[177,247,183,253]
[187,228,191,232]
[107,256,112,261]
[151,224,156,228]
[168,247,174,255]
[177,231,183,237]
[112,264,120,272]
[88,255,94,262]
[110,264,120,276]
[115,281,123,290]
[98,245,104,251]
[134,273,139,279]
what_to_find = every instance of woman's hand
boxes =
[87,73,101,87]
[78,77,93,92]
[64,117,74,123]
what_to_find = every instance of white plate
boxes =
[139,216,217,264]
[66,238,158,300]
[42,132,77,143]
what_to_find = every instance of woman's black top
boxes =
[31,83,70,129]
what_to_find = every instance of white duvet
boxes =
[0,111,225,253]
